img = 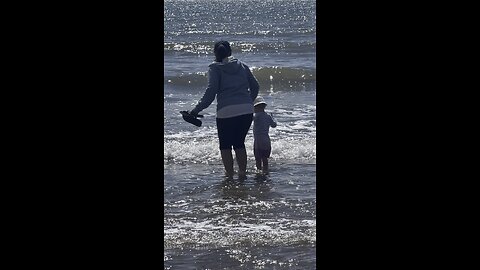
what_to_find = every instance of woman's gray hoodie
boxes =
[191,58,259,116]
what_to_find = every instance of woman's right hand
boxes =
[188,110,203,118]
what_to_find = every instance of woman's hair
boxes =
[214,40,232,62]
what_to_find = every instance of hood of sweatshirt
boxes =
[208,56,242,74]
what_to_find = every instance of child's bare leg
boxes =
[254,147,262,171]
[262,157,269,174]
[220,149,234,177]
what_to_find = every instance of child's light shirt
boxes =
[253,112,277,136]
[253,112,277,150]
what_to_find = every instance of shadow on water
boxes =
[218,172,276,201]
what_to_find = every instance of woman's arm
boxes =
[190,67,220,116]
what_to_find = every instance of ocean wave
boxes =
[164,136,316,165]
[164,41,316,55]
[164,66,316,88]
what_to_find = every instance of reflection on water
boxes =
[218,172,274,201]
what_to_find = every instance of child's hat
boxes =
[254,96,267,106]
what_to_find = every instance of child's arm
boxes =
[269,113,277,128]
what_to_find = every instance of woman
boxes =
[189,41,259,178]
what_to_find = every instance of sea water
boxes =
[164,0,316,268]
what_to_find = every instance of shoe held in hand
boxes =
[180,111,202,127]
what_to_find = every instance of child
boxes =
[253,96,277,174]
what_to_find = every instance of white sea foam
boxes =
[164,217,316,249]
[164,136,315,164]
[164,104,315,164]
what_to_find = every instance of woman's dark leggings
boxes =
[216,114,253,150]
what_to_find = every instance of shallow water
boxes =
[164,163,316,269]
[164,0,316,268]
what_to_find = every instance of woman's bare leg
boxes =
[234,148,247,177]
[220,149,234,177]
[262,157,269,174]
[255,159,262,171]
